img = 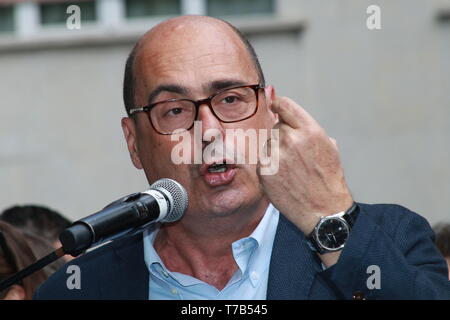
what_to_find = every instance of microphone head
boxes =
[150,178,188,223]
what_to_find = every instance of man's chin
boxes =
[203,184,265,218]
[192,185,244,216]
[186,167,263,216]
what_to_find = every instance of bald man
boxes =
[34,16,450,300]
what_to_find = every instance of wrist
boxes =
[306,202,359,254]
[301,199,355,235]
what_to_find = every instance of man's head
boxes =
[123,17,266,116]
[121,16,277,227]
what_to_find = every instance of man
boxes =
[34,15,450,299]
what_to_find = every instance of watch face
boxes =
[316,217,350,251]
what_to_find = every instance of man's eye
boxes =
[171,108,182,114]
[164,107,183,117]
[221,96,240,104]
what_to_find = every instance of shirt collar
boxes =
[235,203,279,287]
[143,203,279,288]
[246,203,278,248]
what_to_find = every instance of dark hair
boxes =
[0,205,71,244]
[0,221,65,299]
[434,223,450,258]
[123,19,266,116]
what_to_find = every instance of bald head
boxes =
[123,16,265,115]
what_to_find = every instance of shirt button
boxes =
[250,271,259,282]
[161,270,169,278]
[171,288,178,295]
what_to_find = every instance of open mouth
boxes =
[207,162,228,173]
[199,160,237,186]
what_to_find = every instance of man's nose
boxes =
[197,104,225,139]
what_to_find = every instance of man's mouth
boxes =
[207,162,228,173]
[200,160,237,174]
[200,160,237,187]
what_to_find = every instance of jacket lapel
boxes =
[99,233,149,299]
[267,214,321,299]
[95,215,319,299]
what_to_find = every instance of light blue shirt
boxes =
[143,204,280,300]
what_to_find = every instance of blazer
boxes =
[34,203,450,299]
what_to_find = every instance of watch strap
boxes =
[342,202,359,227]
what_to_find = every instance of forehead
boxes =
[133,20,258,95]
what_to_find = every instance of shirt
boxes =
[143,203,280,300]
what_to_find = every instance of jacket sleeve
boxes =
[318,204,450,299]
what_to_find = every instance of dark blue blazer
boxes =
[34,203,450,299]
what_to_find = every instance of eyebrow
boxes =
[208,79,248,92]
[146,79,252,105]
[147,84,188,105]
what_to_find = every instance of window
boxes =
[0,5,14,32]
[207,0,274,17]
[125,0,181,19]
[40,0,97,25]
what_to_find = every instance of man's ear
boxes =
[121,117,143,169]
[3,285,26,300]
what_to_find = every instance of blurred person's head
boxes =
[0,205,71,250]
[0,221,65,300]
[433,223,450,279]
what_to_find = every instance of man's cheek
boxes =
[139,141,175,170]
[170,130,199,165]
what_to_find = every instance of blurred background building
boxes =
[0,0,449,225]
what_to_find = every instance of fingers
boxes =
[329,137,339,151]
[269,96,338,154]
[271,96,318,130]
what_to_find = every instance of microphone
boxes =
[59,178,189,256]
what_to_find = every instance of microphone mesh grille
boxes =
[150,178,188,222]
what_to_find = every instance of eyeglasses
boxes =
[129,84,263,135]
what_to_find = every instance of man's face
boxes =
[122,19,276,220]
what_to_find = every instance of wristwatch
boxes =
[307,202,359,254]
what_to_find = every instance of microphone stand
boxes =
[0,195,133,294]
[0,221,153,293]
[0,179,186,294]
[0,224,146,293]
[0,247,68,293]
